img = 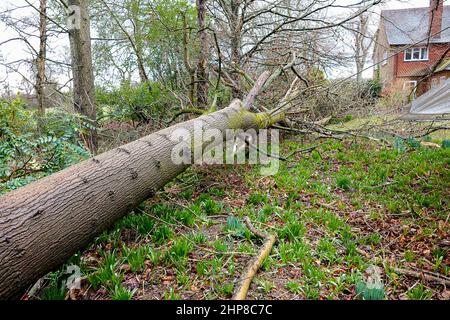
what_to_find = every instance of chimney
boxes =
[430,0,444,37]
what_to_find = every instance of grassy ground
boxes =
[328,115,450,142]
[34,133,450,300]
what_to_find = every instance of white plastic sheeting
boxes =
[409,78,450,115]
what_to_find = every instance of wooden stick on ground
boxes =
[232,217,277,300]
[394,268,450,287]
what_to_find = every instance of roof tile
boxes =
[381,6,450,45]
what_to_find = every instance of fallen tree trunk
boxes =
[0,73,285,299]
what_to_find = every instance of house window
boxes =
[403,80,417,99]
[440,76,447,85]
[382,51,388,65]
[404,47,428,61]
[431,78,439,89]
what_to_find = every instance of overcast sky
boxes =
[0,0,446,92]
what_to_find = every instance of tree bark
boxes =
[36,0,47,119]
[0,73,285,300]
[353,14,372,84]
[131,13,149,84]
[135,41,149,84]
[196,0,209,108]
[68,0,97,154]
[183,12,196,106]
[230,0,242,99]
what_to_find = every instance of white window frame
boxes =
[403,80,418,98]
[431,78,439,89]
[382,51,388,65]
[440,76,447,85]
[404,47,428,61]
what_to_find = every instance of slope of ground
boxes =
[32,134,450,300]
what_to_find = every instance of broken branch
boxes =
[233,217,277,300]
[394,268,450,287]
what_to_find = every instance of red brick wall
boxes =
[430,0,444,36]
[430,70,450,86]
[390,70,449,97]
[394,44,450,78]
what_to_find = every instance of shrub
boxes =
[364,79,382,98]
[0,98,89,194]
[442,140,450,149]
[96,81,175,125]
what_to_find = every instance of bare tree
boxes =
[208,0,380,100]
[0,0,73,109]
[67,0,97,153]
[36,0,47,117]
[196,0,209,108]
[98,0,150,84]
[182,11,197,106]
[350,13,374,83]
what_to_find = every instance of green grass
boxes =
[248,192,269,205]
[403,250,416,263]
[40,280,66,300]
[188,231,207,244]
[199,197,224,215]
[163,288,181,300]
[123,245,151,272]
[256,278,276,294]
[166,238,192,265]
[278,220,306,242]
[336,175,351,190]
[87,250,123,291]
[407,284,433,300]
[152,225,174,244]
[35,133,450,300]
[285,281,302,294]
[217,282,234,296]
[118,214,155,237]
[110,285,136,300]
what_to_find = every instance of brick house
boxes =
[373,0,450,98]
